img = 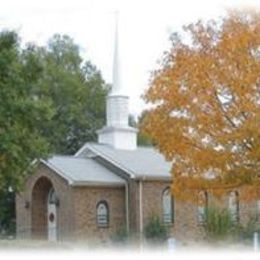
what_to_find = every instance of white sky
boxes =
[0,0,259,116]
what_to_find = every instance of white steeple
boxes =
[111,11,122,95]
[97,12,138,150]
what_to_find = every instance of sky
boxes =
[0,0,259,116]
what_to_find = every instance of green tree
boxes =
[24,34,108,154]
[0,32,108,235]
[0,31,54,235]
[0,31,53,193]
[0,189,15,237]
[129,113,153,146]
[137,110,153,146]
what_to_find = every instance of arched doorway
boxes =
[31,177,58,240]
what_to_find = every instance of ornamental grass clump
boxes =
[203,207,236,241]
[144,215,168,244]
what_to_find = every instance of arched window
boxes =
[197,191,208,223]
[96,201,109,227]
[162,187,174,225]
[228,191,239,222]
[256,200,260,221]
[48,188,56,204]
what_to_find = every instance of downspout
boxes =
[139,179,143,242]
[125,182,129,233]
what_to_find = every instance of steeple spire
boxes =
[111,11,122,95]
[97,11,138,150]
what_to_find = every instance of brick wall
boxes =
[16,162,259,243]
[71,185,126,242]
[120,180,204,241]
[131,180,175,236]
[16,163,126,242]
[134,181,259,242]
[16,163,73,240]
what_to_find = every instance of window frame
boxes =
[48,188,56,205]
[197,190,208,224]
[96,200,109,228]
[228,191,239,223]
[256,199,260,221]
[162,187,174,225]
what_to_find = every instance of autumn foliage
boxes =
[142,10,260,201]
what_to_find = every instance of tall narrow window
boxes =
[197,191,208,223]
[97,201,109,227]
[228,191,239,222]
[162,187,174,224]
[48,188,56,204]
[256,200,260,221]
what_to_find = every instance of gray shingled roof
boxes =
[44,156,125,186]
[76,143,172,180]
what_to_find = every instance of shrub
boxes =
[111,227,129,244]
[144,215,168,243]
[203,206,236,241]
[235,216,260,243]
[203,206,260,245]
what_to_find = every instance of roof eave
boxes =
[71,181,126,187]
[136,175,172,181]
[39,159,74,185]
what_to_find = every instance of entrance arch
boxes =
[31,176,58,240]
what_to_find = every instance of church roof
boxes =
[43,156,125,186]
[41,143,172,185]
[75,143,172,180]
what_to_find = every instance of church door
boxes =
[47,188,57,241]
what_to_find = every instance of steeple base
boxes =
[97,126,138,150]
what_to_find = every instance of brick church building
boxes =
[16,16,259,243]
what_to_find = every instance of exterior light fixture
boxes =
[25,201,30,209]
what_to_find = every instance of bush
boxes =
[203,206,236,241]
[0,190,16,239]
[235,217,260,243]
[144,215,168,243]
[111,227,129,244]
[203,207,260,244]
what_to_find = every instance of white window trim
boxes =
[97,201,109,228]
[162,187,174,225]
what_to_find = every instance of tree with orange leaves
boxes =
[142,10,260,201]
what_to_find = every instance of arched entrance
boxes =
[31,177,58,240]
